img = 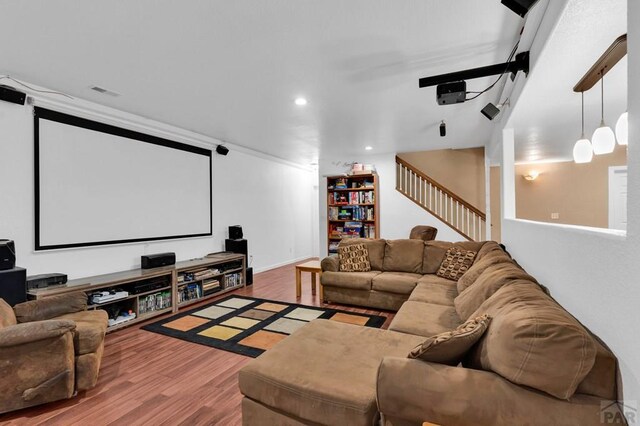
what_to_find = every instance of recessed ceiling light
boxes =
[365,146,373,151]
[294,97,308,106]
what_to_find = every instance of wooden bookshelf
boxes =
[326,173,379,254]
[27,253,246,333]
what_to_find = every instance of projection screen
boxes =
[34,107,212,250]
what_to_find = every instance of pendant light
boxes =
[615,111,628,146]
[573,92,593,163]
[591,70,616,154]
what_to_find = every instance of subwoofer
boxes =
[0,267,27,306]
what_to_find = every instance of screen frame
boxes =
[34,107,213,251]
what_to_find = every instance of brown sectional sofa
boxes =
[239,239,623,425]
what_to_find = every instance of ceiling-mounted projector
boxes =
[419,51,530,105]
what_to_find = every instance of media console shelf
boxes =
[27,253,246,332]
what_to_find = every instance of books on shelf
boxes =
[328,206,374,221]
[225,272,243,290]
[329,191,374,205]
[178,282,202,303]
[139,291,171,315]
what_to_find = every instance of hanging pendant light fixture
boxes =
[573,91,593,163]
[615,111,628,146]
[591,70,616,154]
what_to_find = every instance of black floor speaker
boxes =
[225,239,247,256]
[0,267,27,306]
[245,267,253,286]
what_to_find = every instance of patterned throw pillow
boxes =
[338,243,371,272]
[436,247,478,281]
[408,314,491,365]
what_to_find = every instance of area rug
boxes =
[141,295,387,357]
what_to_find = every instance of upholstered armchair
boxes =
[0,292,108,414]
[409,225,438,241]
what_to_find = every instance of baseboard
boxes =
[253,255,317,274]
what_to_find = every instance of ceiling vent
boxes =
[90,85,120,97]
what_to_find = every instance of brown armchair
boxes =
[0,292,108,414]
[409,225,438,241]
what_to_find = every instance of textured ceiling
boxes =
[0,0,524,164]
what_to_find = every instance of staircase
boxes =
[395,156,487,241]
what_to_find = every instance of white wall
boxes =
[0,94,317,279]
[318,153,465,257]
[496,0,640,405]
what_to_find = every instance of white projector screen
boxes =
[34,107,212,250]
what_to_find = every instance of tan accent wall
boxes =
[514,146,627,228]
[397,148,486,211]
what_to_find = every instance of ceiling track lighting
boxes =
[591,70,616,155]
[573,92,593,164]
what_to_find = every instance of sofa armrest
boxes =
[321,255,339,272]
[0,320,76,347]
[376,357,611,426]
[14,292,87,323]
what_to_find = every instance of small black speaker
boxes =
[0,240,16,271]
[245,267,253,286]
[225,239,247,256]
[229,225,243,240]
[0,267,27,306]
[141,252,176,269]
[0,85,26,106]
[216,145,229,156]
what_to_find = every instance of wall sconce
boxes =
[523,171,540,181]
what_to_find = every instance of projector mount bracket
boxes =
[418,51,530,89]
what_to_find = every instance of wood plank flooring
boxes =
[1,259,396,426]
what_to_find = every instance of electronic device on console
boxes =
[26,273,68,290]
[141,252,176,269]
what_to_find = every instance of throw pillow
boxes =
[338,243,371,272]
[436,247,477,281]
[408,314,491,365]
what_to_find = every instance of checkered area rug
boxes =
[141,296,387,357]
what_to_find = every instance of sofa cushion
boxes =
[416,274,455,287]
[321,271,380,291]
[14,292,88,323]
[474,241,506,261]
[338,243,371,272]
[436,247,478,281]
[422,241,485,274]
[339,238,386,271]
[409,281,457,306]
[0,299,16,328]
[382,240,424,273]
[372,272,421,295]
[454,262,537,320]
[466,282,597,400]
[408,314,491,366]
[389,301,462,337]
[456,248,514,294]
[238,319,424,426]
[56,310,108,355]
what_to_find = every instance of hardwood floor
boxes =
[1,259,396,426]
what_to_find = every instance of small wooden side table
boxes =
[295,260,322,300]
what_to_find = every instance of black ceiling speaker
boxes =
[0,85,26,106]
[216,145,229,156]
[501,0,541,17]
[481,103,501,120]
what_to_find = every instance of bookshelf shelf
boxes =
[326,173,379,254]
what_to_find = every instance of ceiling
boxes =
[0,0,524,164]
[507,0,628,163]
